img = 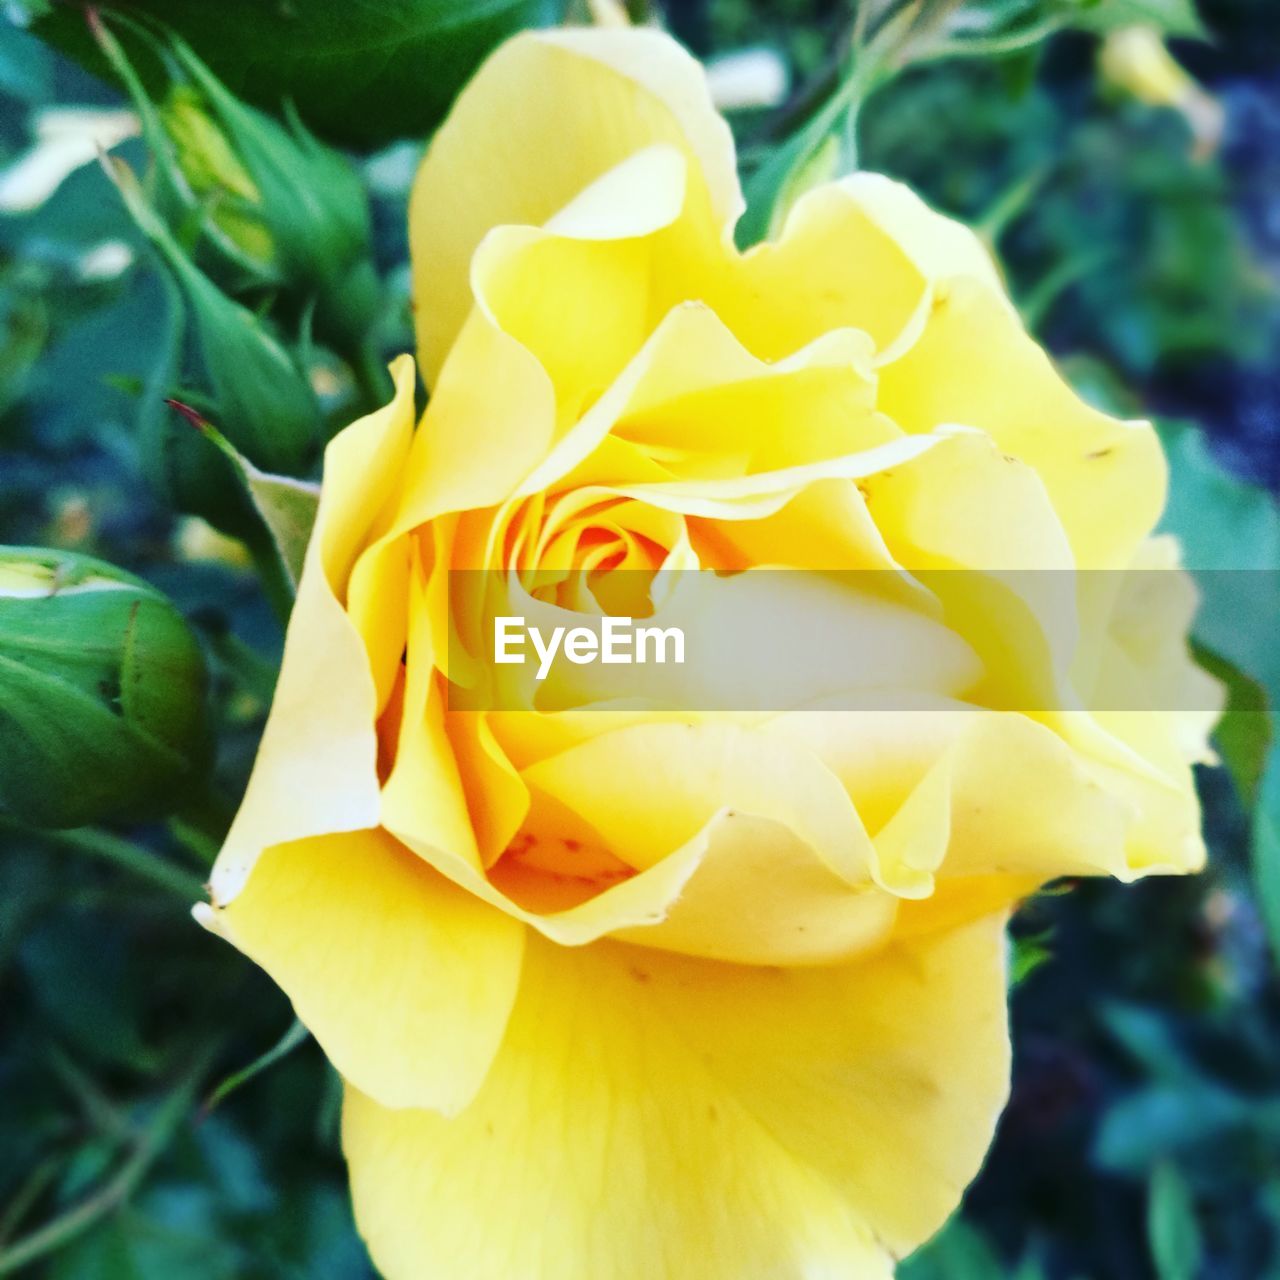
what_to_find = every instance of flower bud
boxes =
[1099,25,1224,159]
[108,155,323,482]
[158,83,276,271]
[0,547,210,828]
[93,16,380,351]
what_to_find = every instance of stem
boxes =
[977,165,1050,244]
[913,17,1066,64]
[0,820,205,902]
[47,1045,132,1141]
[852,0,872,53]
[1019,247,1117,332]
[203,1018,310,1113]
[0,1154,65,1247]
[0,1049,215,1276]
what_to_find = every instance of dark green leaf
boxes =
[32,0,564,149]
[1064,0,1208,39]
[1194,645,1271,807]
[19,916,155,1069]
[1254,744,1280,963]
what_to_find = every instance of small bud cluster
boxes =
[93,13,388,538]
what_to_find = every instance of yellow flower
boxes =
[199,28,1218,1279]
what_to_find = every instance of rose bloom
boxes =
[198,28,1219,1280]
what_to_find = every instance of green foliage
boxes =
[1066,0,1208,37]
[1157,420,1280,971]
[106,157,322,481]
[1158,421,1280,697]
[900,1217,1007,1279]
[191,414,321,592]
[1147,1163,1204,1280]
[1254,748,1280,967]
[1,0,1278,1276]
[30,0,564,149]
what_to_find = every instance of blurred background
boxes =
[0,0,1277,1276]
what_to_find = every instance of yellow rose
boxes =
[198,28,1218,1280]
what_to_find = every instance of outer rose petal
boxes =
[876,274,1166,569]
[208,356,417,907]
[832,173,1007,301]
[410,28,742,386]
[208,828,524,1114]
[343,914,1011,1280]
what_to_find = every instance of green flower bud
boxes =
[159,83,277,271]
[0,548,210,829]
[92,15,380,351]
[137,271,262,542]
[172,49,378,349]
[108,155,323,481]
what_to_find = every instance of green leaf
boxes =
[32,0,564,149]
[178,410,320,590]
[1096,1083,1251,1172]
[738,93,849,251]
[1254,744,1280,964]
[19,917,155,1069]
[1147,1163,1204,1280]
[237,466,320,592]
[1193,645,1271,807]
[46,1211,242,1280]
[1010,929,1053,985]
[900,1217,1005,1280]
[1063,0,1208,39]
[1157,420,1280,705]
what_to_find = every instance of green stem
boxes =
[0,1153,65,1247]
[1019,247,1117,332]
[0,1049,215,1276]
[977,165,1050,244]
[0,820,205,902]
[203,1018,310,1113]
[913,17,1066,64]
[47,1045,132,1141]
